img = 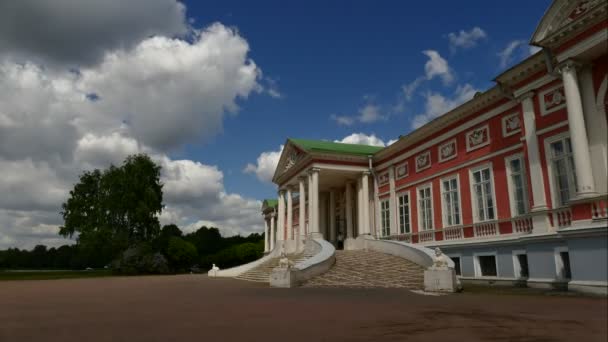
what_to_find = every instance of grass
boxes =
[0,269,115,281]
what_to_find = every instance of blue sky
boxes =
[179,0,551,200]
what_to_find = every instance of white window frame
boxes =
[554,246,570,280]
[501,112,522,137]
[469,163,498,223]
[544,132,577,208]
[447,253,462,276]
[438,138,458,163]
[473,251,499,278]
[396,190,412,234]
[505,153,529,217]
[440,174,462,227]
[465,124,491,152]
[416,183,434,231]
[415,150,432,173]
[380,198,391,237]
[539,83,567,116]
[511,249,527,279]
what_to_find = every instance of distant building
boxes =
[261,0,607,294]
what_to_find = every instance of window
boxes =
[418,184,433,230]
[475,254,497,277]
[506,155,529,216]
[441,176,461,226]
[380,199,390,237]
[398,193,410,234]
[555,247,572,279]
[513,250,529,279]
[549,137,577,206]
[471,166,496,222]
[451,256,462,276]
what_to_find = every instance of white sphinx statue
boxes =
[209,263,220,277]
[430,248,450,270]
[278,251,294,269]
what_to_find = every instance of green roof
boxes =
[290,138,383,156]
[262,199,278,208]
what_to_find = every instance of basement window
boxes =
[477,255,497,277]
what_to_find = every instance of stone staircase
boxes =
[302,250,424,289]
[235,251,315,283]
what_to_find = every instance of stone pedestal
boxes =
[344,237,359,250]
[270,268,297,288]
[424,269,457,293]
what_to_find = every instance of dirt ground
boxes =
[0,275,606,342]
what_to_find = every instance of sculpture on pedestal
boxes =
[430,248,450,270]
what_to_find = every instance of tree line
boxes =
[0,154,264,274]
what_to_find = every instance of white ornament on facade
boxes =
[438,139,457,162]
[502,112,522,137]
[415,151,431,172]
[540,85,568,116]
[396,162,408,178]
[466,124,490,151]
[283,149,301,173]
[378,172,389,185]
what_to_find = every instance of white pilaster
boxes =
[270,213,276,250]
[559,60,596,197]
[373,174,381,238]
[521,93,548,210]
[345,182,353,239]
[388,166,398,235]
[356,177,363,236]
[307,172,313,235]
[299,177,306,238]
[361,172,370,235]
[264,218,269,252]
[311,168,320,235]
[329,190,336,243]
[277,190,285,241]
[286,187,293,240]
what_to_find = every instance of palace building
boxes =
[254,0,608,294]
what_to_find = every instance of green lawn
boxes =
[0,269,114,281]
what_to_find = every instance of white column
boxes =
[356,177,363,236]
[373,174,381,238]
[264,218,269,252]
[277,190,285,241]
[286,187,293,240]
[559,61,596,197]
[299,177,306,238]
[311,168,320,235]
[521,93,548,210]
[329,190,336,243]
[270,213,276,251]
[345,182,353,239]
[388,166,398,235]
[361,172,370,235]
[307,172,313,235]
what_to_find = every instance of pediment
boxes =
[531,0,604,45]
[271,141,308,183]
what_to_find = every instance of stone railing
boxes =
[271,237,336,288]
[443,226,464,240]
[418,230,435,243]
[553,207,572,228]
[379,233,412,243]
[209,243,281,278]
[512,215,533,234]
[591,198,608,220]
[473,221,498,237]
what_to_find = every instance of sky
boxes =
[0,0,551,249]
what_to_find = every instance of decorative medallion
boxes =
[396,162,408,179]
[283,149,301,173]
[466,125,490,152]
[438,139,457,163]
[378,172,389,185]
[415,151,431,172]
[502,112,521,137]
[540,85,567,116]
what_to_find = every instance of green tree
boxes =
[166,237,198,271]
[59,154,163,263]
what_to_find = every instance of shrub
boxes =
[166,237,198,271]
[112,243,169,275]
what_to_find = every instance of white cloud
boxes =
[330,104,385,126]
[423,50,454,84]
[330,114,356,126]
[411,83,479,129]
[243,145,284,183]
[448,27,487,51]
[0,18,268,248]
[497,39,538,69]
[335,133,387,147]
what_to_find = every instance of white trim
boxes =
[440,173,462,228]
[513,74,558,98]
[395,161,409,179]
[505,153,530,217]
[396,190,412,234]
[511,249,527,279]
[447,253,462,275]
[415,150,432,173]
[473,251,499,277]
[544,131,575,208]
[536,120,568,136]
[416,182,434,231]
[539,83,566,116]
[553,246,570,280]
[438,138,457,163]
[556,28,608,63]
[465,124,491,152]
[375,101,518,170]
[501,112,522,137]
[379,198,391,237]
[395,143,523,192]
[469,162,498,223]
